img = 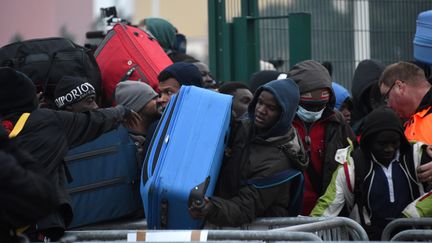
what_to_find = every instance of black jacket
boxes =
[208,79,307,226]
[0,127,57,242]
[8,106,127,234]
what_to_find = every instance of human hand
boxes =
[417,163,432,183]
[188,197,213,219]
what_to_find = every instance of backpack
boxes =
[0,38,101,106]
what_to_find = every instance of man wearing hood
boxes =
[311,107,432,240]
[350,59,386,134]
[188,79,307,226]
[288,60,356,215]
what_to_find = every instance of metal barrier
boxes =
[65,229,322,242]
[206,216,368,241]
[391,229,432,241]
[270,217,369,241]
[69,216,368,241]
[205,216,329,230]
[381,218,432,241]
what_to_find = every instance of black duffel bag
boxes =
[0,37,102,108]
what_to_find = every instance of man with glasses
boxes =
[379,61,432,183]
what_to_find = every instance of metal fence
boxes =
[66,216,367,242]
[206,216,369,241]
[262,0,432,90]
[210,0,432,90]
[381,217,432,241]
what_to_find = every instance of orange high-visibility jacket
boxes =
[405,106,432,144]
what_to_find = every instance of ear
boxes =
[395,79,406,94]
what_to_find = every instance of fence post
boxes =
[232,16,258,82]
[289,13,311,67]
[208,0,232,81]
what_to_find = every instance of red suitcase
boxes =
[95,23,172,104]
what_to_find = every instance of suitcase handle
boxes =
[188,176,211,209]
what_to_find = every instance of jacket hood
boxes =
[360,107,410,153]
[144,18,177,52]
[288,60,335,109]
[332,82,351,110]
[351,59,385,112]
[248,78,300,139]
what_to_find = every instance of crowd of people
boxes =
[1,15,432,242]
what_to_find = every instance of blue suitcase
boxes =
[65,126,142,228]
[141,86,232,229]
[414,10,432,64]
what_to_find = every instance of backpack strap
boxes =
[8,113,30,138]
[352,149,367,225]
[242,169,304,216]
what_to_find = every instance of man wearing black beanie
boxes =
[54,76,98,112]
[0,67,135,241]
[156,61,203,110]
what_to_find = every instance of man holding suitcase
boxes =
[189,78,307,226]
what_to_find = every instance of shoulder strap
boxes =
[352,148,367,225]
[9,113,30,138]
[244,169,302,189]
[243,169,304,216]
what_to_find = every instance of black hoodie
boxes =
[351,59,385,133]
[210,79,306,226]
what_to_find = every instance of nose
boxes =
[383,144,395,153]
[255,104,266,115]
[157,93,169,107]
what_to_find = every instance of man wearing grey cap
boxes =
[115,81,162,159]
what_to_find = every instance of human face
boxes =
[140,97,162,120]
[68,94,98,112]
[232,88,253,119]
[379,80,411,118]
[157,78,181,109]
[340,107,351,124]
[254,90,281,131]
[369,130,400,165]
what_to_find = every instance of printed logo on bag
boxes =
[55,82,95,108]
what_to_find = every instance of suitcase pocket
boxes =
[68,177,125,195]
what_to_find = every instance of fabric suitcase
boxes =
[65,126,142,228]
[414,10,432,64]
[0,37,101,102]
[141,86,232,229]
[94,23,172,105]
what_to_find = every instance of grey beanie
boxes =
[115,81,158,112]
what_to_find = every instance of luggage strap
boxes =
[9,113,30,138]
